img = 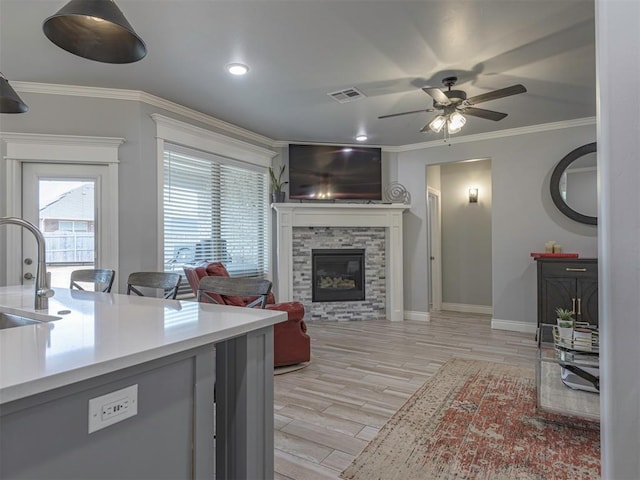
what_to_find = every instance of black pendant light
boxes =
[43,0,147,64]
[0,73,29,113]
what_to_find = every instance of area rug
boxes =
[341,359,600,480]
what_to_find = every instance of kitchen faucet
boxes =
[0,217,55,310]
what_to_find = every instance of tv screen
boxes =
[288,144,382,200]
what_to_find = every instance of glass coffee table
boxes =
[536,323,600,421]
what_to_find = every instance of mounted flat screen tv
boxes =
[288,144,382,200]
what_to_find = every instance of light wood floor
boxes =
[273,311,537,480]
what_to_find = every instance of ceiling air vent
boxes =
[327,87,366,104]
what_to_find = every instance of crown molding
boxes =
[12,82,142,101]
[12,82,596,153]
[271,139,395,151]
[386,117,597,152]
[12,81,277,148]
[273,117,596,152]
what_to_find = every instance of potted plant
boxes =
[269,164,287,203]
[555,307,575,342]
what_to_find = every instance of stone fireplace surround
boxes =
[272,203,409,321]
[294,227,385,321]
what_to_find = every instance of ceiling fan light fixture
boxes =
[42,0,147,64]
[0,73,29,113]
[428,115,447,133]
[448,111,466,131]
[380,77,526,141]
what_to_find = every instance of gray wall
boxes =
[398,124,597,326]
[596,0,640,476]
[0,94,143,290]
[0,91,276,292]
[426,164,441,191]
[439,159,492,307]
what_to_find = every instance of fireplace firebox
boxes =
[312,249,365,302]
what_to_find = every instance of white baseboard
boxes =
[491,318,537,334]
[441,303,493,315]
[405,310,430,322]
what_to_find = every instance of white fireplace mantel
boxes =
[272,203,410,321]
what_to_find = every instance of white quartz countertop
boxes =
[0,286,287,404]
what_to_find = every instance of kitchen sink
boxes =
[0,312,43,329]
[0,309,59,330]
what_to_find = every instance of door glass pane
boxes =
[38,180,95,288]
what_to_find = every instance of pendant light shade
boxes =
[0,73,29,113]
[43,0,147,64]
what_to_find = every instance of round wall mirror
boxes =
[550,142,597,225]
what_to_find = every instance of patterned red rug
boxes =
[341,359,600,480]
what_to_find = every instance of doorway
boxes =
[427,187,442,311]
[426,158,493,315]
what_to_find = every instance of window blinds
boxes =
[163,144,269,294]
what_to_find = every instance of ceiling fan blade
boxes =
[422,87,451,106]
[463,107,508,121]
[378,108,434,119]
[419,122,433,133]
[465,84,527,106]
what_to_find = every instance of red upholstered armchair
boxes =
[183,262,310,367]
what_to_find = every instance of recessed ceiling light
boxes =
[356,135,368,142]
[226,63,249,76]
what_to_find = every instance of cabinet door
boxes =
[578,278,598,326]
[540,276,577,342]
[541,276,577,325]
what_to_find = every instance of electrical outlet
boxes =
[88,384,138,433]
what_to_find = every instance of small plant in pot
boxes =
[269,164,288,203]
[556,307,575,326]
[555,307,575,342]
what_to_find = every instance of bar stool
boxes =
[127,272,181,299]
[70,269,115,293]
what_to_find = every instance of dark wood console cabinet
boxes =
[536,258,598,341]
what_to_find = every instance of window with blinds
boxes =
[163,144,269,295]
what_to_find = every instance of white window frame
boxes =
[1,133,122,286]
[151,114,278,280]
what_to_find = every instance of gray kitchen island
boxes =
[0,285,286,479]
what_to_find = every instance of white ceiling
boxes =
[0,0,596,146]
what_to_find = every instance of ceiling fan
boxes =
[378,76,527,137]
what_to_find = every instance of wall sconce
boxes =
[468,188,478,203]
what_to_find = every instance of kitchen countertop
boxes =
[0,285,286,405]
